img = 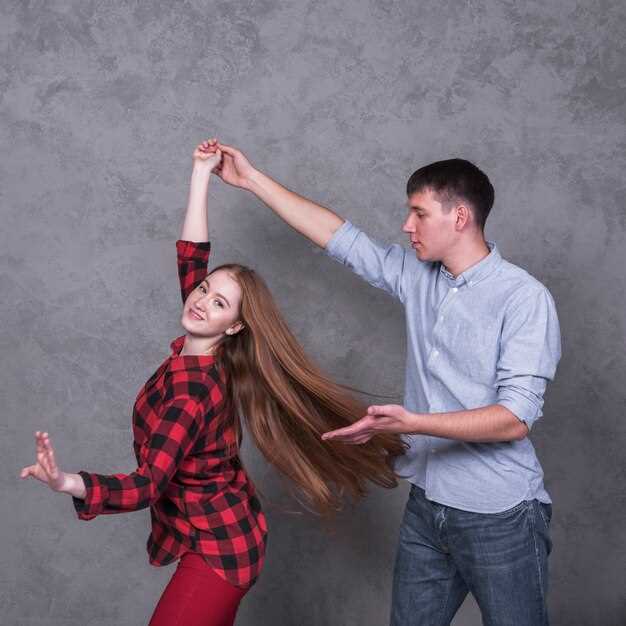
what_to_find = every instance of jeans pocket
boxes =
[537,502,552,528]
[409,483,422,497]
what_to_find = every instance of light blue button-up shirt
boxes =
[325,220,561,513]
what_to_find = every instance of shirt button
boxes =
[431,448,437,454]
[433,350,439,358]
[452,287,458,293]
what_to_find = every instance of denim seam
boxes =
[529,502,549,625]
[537,502,551,529]
[436,573,455,626]
[434,507,450,626]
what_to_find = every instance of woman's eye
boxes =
[198,285,206,292]
[214,299,224,308]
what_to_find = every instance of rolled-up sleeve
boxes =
[496,286,562,430]
[176,239,211,304]
[325,220,414,303]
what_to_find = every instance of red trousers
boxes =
[149,553,250,626]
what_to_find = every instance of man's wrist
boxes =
[244,168,265,193]
[404,411,423,434]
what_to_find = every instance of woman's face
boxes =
[181,269,244,338]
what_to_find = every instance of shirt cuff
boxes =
[72,471,108,520]
[497,386,543,430]
[325,220,360,262]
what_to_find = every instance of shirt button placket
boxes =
[438,285,457,323]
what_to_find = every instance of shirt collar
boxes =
[168,335,216,371]
[439,241,501,287]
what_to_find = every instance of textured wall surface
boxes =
[3,1,625,625]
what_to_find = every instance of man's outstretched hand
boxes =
[321,404,414,445]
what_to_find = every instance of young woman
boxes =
[20,139,405,626]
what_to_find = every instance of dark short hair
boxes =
[406,158,494,230]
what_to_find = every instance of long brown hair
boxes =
[210,263,406,516]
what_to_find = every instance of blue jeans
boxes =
[390,485,552,626]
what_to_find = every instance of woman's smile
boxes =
[189,308,205,320]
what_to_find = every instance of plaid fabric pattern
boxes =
[72,240,267,588]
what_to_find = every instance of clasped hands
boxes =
[192,138,256,189]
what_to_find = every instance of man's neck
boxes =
[441,237,491,278]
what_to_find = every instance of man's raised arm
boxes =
[216,142,344,248]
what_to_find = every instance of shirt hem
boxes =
[405,477,552,514]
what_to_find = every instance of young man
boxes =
[213,143,561,626]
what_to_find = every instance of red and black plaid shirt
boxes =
[72,240,267,588]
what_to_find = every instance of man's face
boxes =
[402,188,458,262]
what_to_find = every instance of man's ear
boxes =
[226,322,246,336]
[455,204,471,230]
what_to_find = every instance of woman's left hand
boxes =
[192,138,222,172]
[20,431,70,492]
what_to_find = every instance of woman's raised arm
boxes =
[180,138,222,242]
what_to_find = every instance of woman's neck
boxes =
[179,333,220,357]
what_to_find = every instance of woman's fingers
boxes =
[42,434,58,477]
[20,462,48,483]
[46,441,58,473]
[36,432,47,468]
[196,144,219,158]
[199,138,218,152]
[39,449,53,478]
[33,431,54,479]
[21,431,57,484]
[20,464,36,478]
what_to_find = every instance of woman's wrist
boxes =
[61,472,87,499]
[191,162,213,181]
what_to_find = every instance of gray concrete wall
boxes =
[3,1,625,624]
